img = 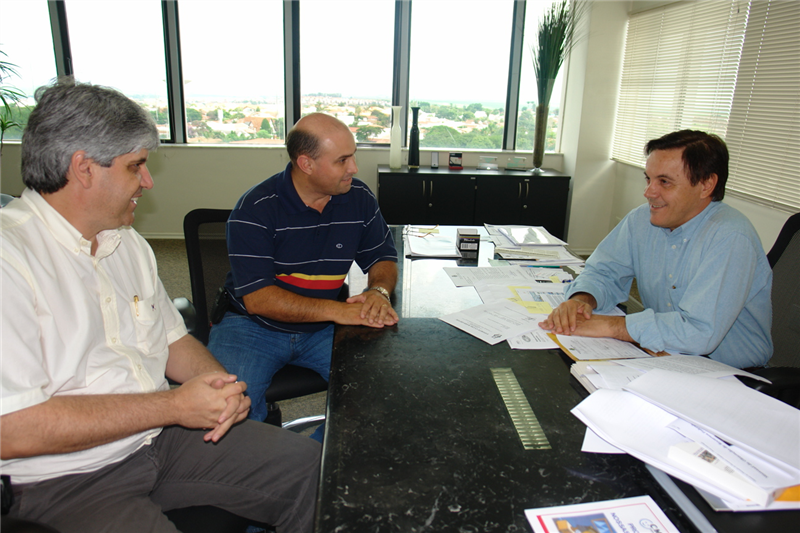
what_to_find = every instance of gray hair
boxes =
[21,78,160,194]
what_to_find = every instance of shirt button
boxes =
[111,337,117,343]
[669,274,673,278]
[106,297,112,303]
[672,245,677,250]
[138,364,143,370]
[667,303,672,307]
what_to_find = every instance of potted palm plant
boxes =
[0,49,25,183]
[530,0,584,171]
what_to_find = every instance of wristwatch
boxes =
[366,286,391,302]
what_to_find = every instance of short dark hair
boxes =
[21,78,159,194]
[286,126,322,163]
[645,130,728,201]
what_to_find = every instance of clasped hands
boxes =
[343,290,398,328]
[174,372,251,443]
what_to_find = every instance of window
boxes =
[409,0,515,150]
[725,0,800,211]
[0,0,57,140]
[179,0,285,144]
[611,1,746,167]
[65,0,171,139]
[299,0,395,144]
[11,0,573,154]
[515,0,568,154]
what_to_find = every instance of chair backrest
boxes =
[768,212,800,368]
[183,208,233,345]
[0,193,15,207]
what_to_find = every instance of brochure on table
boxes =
[525,496,680,533]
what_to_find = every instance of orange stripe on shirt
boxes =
[277,273,347,290]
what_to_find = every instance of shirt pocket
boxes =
[129,293,167,353]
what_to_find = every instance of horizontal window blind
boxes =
[725,0,800,211]
[612,1,747,167]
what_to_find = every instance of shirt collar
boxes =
[277,162,350,214]
[21,188,121,258]
[660,200,721,239]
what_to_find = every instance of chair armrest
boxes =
[173,297,198,337]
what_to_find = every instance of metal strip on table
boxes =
[491,367,551,450]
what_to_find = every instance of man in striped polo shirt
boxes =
[208,113,398,438]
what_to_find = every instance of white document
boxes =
[486,224,566,246]
[403,229,460,258]
[444,266,572,287]
[439,300,542,345]
[666,418,797,493]
[507,326,559,350]
[571,389,757,504]
[555,334,652,360]
[590,364,645,390]
[623,370,800,472]
[615,354,770,383]
[581,427,626,454]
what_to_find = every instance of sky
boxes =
[2,0,563,109]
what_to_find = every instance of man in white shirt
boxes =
[0,80,319,533]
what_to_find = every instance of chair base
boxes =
[283,414,325,433]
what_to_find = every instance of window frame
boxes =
[42,0,564,152]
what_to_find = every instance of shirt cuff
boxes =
[625,308,662,351]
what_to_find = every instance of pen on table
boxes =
[133,295,139,316]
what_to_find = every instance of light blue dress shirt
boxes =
[565,201,773,368]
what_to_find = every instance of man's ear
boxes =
[69,151,94,189]
[295,154,314,175]
[700,173,718,199]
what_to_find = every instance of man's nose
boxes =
[140,165,154,189]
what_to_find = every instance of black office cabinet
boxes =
[474,171,571,240]
[377,168,476,225]
[377,166,571,240]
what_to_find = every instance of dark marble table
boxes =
[316,226,797,532]
[316,319,690,532]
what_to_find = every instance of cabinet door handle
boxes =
[422,181,426,197]
[518,182,522,199]
[525,182,530,199]
[429,180,434,198]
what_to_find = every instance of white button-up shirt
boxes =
[1,189,188,484]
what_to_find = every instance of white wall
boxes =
[569,1,794,253]
[0,142,563,238]
[560,0,629,255]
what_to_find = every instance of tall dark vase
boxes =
[532,103,548,172]
[409,106,420,170]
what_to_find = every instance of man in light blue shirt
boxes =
[540,130,772,368]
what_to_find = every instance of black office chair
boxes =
[739,212,800,408]
[181,208,328,430]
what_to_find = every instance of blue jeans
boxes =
[207,312,332,423]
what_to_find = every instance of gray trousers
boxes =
[8,421,320,533]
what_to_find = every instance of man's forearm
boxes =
[242,284,346,323]
[0,391,177,459]
[365,260,398,297]
[166,333,227,383]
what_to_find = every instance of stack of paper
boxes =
[570,355,770,393]
[572,369,800,510]
[485,224,584,266]
[403,225,461,258]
